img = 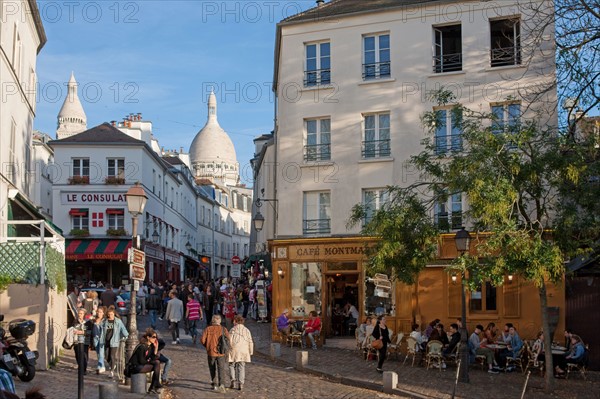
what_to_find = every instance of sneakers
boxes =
[176,338,180,344]
[218,385,227,393]
[238,383,243,391]
[161,379,170,385]
[376,367,383,373]
[488,368,499,374]
[148,387,161,394]
[97,367,105,374]
[213,385,219,391]
[171,341,177,345]
[230,380,236,389]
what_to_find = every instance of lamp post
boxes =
[124,182,148,366]
[454,227,471,383]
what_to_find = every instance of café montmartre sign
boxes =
[288,242,373,260]
[61,192,126,206]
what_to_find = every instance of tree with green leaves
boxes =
[349,87,593,391]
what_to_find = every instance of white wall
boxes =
[275,0,556,237]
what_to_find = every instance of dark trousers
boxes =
[170,321,180,341]
[242,301,249,318]
[377,347,387,369]
[207,355,228,387]
[74,344,89,371]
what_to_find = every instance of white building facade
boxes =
[266,0,557,328]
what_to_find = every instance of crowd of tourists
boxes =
[65,276,264,394]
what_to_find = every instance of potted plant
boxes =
[69,229,90,237]
[106,228,127,236]
[104,176,125,185]
[68,175,90,185]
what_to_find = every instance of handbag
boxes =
[372,339,384,350]
[217,326,230,355]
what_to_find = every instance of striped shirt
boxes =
[187,299,201,320]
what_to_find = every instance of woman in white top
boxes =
[410,323,424,351]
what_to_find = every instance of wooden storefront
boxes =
[270,235,566,342]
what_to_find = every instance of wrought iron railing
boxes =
[490,46,521,67]
[363,61,391,80]
[435,133,463,155]
[433,53,462,73]
[362,139,391,158]
[304,143,331,162]
[303,219,331,235]
[304,68,331,87]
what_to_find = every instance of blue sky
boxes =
[34,1,314,185]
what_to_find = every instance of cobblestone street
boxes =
[13,312,599,399]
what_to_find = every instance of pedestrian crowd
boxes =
[65,276,264,394]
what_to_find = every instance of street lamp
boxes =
[185,241,192,251]
[253,211,265,232]
[454,226,471,384]
[124,182,147,367]
[152,229,159,244]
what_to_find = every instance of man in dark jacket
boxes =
[443,323,461,358]
[146,289,161,329]
[100,284,117,307]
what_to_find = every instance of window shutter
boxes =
[503,276,520,317]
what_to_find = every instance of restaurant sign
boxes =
[289,242,372,261]
[61,191,127,205]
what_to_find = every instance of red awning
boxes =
[66,239,131,261]
[106,208,124,215]
[69,208,88,216]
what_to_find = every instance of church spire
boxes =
[207,88,217,122]
[56,72,87,139]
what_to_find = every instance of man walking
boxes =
[165,290,183,345]
[201,315,230,392]
[147,288,161,330]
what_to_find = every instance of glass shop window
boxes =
[291,262,323,317]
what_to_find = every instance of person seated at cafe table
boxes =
[484,323,498,343]
[410,323,425,352]
[429,323,449,346]
[555,334,587,377]
[532,331,545,366]
[302,311,321,350]
[424,319,440,340]
[442,323,461,358]
[276,309,293,337]
[564,329,574,352]
[498,325,524,371]
[469,325,500,374]
[501,323,513,344]
[343,301,359,335]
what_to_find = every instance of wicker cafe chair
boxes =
[524,342,544,376]
[566,345,589,381]
[355,327,363,353]
[364,335,379,362]
[506,346,525,373]
[475,354,487,370]
[403,337,419,367]
[426,340,444,371]
[445,342,460,367]
[387,332,404,360]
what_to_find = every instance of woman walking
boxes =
[228,315,254,391]
[92,306,106,374]
[372,315,391,372]
[104,308,128,380]
[73,308,93,374]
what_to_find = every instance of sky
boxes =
[34,0,315,185]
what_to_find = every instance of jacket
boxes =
[129,343,155,367]
[227,324,253,363]
[95,317,129,348]
[201,325,230,357]
[146,294,161,310]
[304,317,321,334]
[165,297,184,322]
[372,323,391,348]
[72,319,93,346]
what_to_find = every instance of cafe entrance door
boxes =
[323,272,360,338]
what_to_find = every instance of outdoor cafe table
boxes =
[486,344,508,350]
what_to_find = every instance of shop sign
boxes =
[61,191,127,205]
[289,242,372,260]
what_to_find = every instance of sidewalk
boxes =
[244,320,599,399]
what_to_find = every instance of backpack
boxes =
[217,326,230,355]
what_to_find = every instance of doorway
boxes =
[323,272,360,338]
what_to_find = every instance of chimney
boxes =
[180,147,183,153]
[137,113,142,121]
[316,0,325,6]
[110,120,116,127]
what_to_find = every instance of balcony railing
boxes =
[304,143,331,162]
[362,139,391,158]
[304,68,331,87]
[433,53,462,73]
[490,46,521,67]
[303,219,331,235]
[435,133,463,155]
[363,61,391,80]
